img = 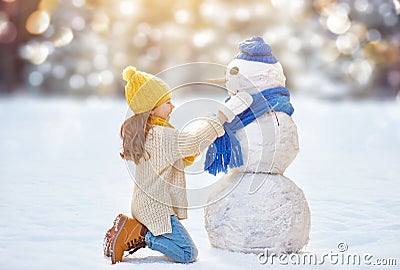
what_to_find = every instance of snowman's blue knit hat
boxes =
[235,36,277,64]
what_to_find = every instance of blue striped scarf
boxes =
[204,87,294,175]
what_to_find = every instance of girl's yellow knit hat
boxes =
[122,66,171,114]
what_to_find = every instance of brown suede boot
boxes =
[103,214,148,264]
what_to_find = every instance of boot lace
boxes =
[127,236,146,255]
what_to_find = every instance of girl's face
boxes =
[151,99,175,120]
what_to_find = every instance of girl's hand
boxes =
[217,111,228,124]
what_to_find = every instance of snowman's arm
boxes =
[218,92,253,122]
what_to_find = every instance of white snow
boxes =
[205,172,311,254]
[0,95,399,269]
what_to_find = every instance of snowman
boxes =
[203,36,310,254]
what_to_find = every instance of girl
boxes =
[103,66,252,264]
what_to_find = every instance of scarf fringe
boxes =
[204,128,244,175]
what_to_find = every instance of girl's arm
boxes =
[173,114,226,159]
[165,92,252,164]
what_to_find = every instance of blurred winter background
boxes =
[1,0,400,99]
[1,0,400,269]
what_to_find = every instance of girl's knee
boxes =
[183,245,198,263]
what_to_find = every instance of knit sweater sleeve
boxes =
[161,116,225,164]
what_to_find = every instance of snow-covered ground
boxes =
[0,95,399,269]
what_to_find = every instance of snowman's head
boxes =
[222,36,287,95]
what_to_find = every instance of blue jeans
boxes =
[145,215,198,263]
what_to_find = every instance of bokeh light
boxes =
[71,16,85,31]
[28,70,44,86]
[326,7,351,34]
[387,70,400,87]
[20,41,50,65]
[346,59,373,85]
[112,21,126,36]
[336,33,360,55]
[69,74,85,89]
[77,60,91,74]
[37,62,51,74]
[87,72,101,87]
[52,65,66,79]
[39,0,59,13]
[354,0,373,13]
[99,70,114,85]
[383,13,398,26]
[320,42,340,62]
[93,54,108,70]
[175,9,190,24]
[0,21,17,43]
[91,12,109,33]
[146,46,161,61]
[133,33,147,48]
[53,27,73,47]
[234,7,251,22]
[26,10,50,35]
[119,0,135,16]
[394,0,400,14]
[348,23,367,41]
[0,0,399,98]
[192,30,215,48]
[72,0,85,8]
[366,29,382,41]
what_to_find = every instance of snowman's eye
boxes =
[230,66,239,75]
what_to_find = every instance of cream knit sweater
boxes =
[131,116,225,236]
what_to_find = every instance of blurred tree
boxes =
[0,0,399,99]
[0,0,38,93]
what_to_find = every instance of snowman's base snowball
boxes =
[204,172,310,254]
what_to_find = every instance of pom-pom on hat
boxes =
[122,66,171,114]
[235,36,277,64]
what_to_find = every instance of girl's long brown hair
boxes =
[120,112,152,164]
